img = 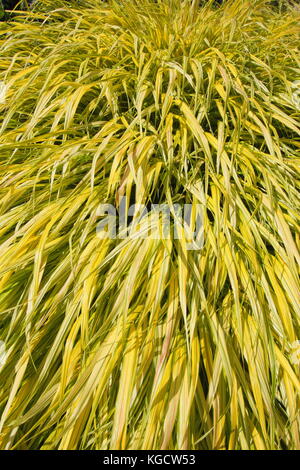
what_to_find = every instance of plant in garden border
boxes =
[0,0,299,450]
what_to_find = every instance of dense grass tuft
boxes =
[0,0,300,450]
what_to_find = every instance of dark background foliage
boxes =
[1,0,299,10]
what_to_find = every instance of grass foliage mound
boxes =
[0,0,300,450]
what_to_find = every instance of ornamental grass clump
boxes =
[0,0,300,450]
